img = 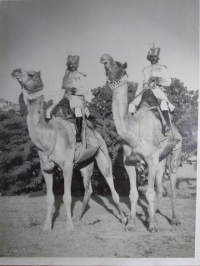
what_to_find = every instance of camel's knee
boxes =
[103,166,111,177]
[146,189,156,203]
[85,182,93,196]
[129,189,138,203]
[157,191,163,199]
[170,159,180,174]
[156,184,163,198]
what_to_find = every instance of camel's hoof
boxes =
[124,223,136,232]
[121,216,127,226]
[67,222,74,232]
[148,225,158,233]
[42,226,52,233]
[171,218,181,226]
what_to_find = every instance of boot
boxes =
[76,117,83,142]
[162,110,170,134]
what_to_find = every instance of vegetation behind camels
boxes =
[0,78,198,195]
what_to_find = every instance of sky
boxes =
[0,0,199,104]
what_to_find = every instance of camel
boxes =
[100,54,182,232]
[11,68,126,232]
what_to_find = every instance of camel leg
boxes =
[155,158,166,213]
[145,152,159,232]
[74,162,94,220]
[38,151,55,232]
[41,168,55,232]
[95,148,127,225]
[123,158,138,231]
[62,162,74,232]
[168,145,182,225]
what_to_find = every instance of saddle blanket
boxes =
[56,117,100,164]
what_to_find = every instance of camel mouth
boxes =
[100,58,108,65]
[11,69,22,79]
[100,54,110,64]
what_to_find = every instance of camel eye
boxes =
[28,73,34,78]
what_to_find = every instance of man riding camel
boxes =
[129,44,175,133]
[62,55,89,142]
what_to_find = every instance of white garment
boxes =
[129,62,174,112]
[62,70,88,95]
[142,63,171,87]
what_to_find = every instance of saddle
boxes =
[49,98,101,163]
[56,117,102,164]
[136,89,182,157]
[138,89,160,120]
[50,98,75,120]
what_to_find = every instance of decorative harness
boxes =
[109,76,128,91]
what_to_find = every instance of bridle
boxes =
[104,59,128,91]
[20,75,44,100]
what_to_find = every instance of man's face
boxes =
[149,55,159,65]
[68,61,78,71]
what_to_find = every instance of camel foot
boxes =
[121,215,127,225]
[171,218,181,226]
[148,225,158,233]
[66,221,74,232]
[148,218,158,233]
[124,219,136,231]
[124,224,136,232]
[42,224,52,232]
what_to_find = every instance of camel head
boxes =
[11,68,44,94]
[100,54,128,83]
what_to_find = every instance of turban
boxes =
[67,55,80,67]
[147,47,160,61]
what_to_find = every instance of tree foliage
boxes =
[166,79,198,154]
[0,110,42,195]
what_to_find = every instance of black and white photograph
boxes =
[0,0,199,265]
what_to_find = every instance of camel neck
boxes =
[112,83,129,140]
[27,96,44,126]
[26,96,55,154]
[112,83,138,146]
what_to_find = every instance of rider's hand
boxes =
[149,76,157,83]
[155,77,162,85]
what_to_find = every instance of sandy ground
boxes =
[0,164,197,258]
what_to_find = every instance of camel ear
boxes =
[124,62,128,69]
[19,92,28,116]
